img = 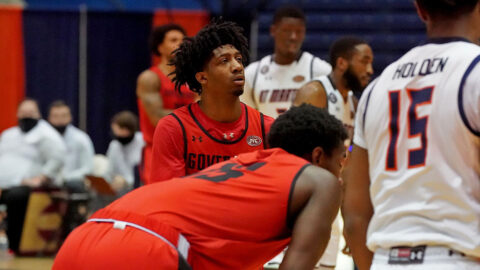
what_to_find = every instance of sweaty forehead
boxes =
[212,44,240,57]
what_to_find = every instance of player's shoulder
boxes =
[302,51,332,75]
[137,69,160,86]
[245,55,271,74]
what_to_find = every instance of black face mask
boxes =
[18,118,39,133]
[115,135,134,145]
[52,124,68,135]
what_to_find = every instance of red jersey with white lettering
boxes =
[138,66,194,145]
[149,102,274,183]
[98,148,311,270]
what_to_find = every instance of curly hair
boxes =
[416,0,478,18]
[268,104,348,158]
[149,24,186,56]
[170,20,249,94]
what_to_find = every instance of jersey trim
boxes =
[423,37,472,45]
[260,113,267,149]
[286,164,312,229]
[171,113,188,167]
[362,79,378,133]
[458,54,480,137]
[187,103,250,144]
[309,56,315,80]
[252,61,262,105]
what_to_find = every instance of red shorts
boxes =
[53,221,179,270]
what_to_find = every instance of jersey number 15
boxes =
[386,86,434,171]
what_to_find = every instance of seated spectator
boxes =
[48,100,95,193]
[106,111,144,194]
[0,98,66,253]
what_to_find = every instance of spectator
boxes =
[106,111,144,193]
[0,98,66,253]
[48,100,95,193]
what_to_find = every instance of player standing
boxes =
[241,6,331,118]
[149,20,274,183]
[136,24,196,184]
[343,0,480,269]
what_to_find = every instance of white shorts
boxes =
[371,246,480,270]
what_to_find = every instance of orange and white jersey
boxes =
[354,38,480,257]
[241,52,331,118]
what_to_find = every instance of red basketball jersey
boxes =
[171,103,269,175]
[96,148,311,270]
[138,66,194,144]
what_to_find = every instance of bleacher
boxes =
[254,0,426,75]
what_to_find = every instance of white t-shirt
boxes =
[106,132,145,186]
[60,124,95,183]
[0,120,67,189]
[354,38,480,257]
[241,52,331,118]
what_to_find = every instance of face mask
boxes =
[18,118,39,133]
[52,124,68,135]
[115,135,134,145]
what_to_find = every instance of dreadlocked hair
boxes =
[170,19,249,94]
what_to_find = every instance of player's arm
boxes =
[136,70,171,126]
[280,166,341,270]
[341,145,373,270]
[292,81,328,108]
[240,62,258,109]
[149,115,186,183]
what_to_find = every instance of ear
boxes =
[195,71,207,86]
[414,0,428,23]
[336,57,349,73]
[270,24,276,38]
[311,146,325,167]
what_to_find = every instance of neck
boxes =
[331,71,349,101]
[199,91,242,122]
[273,50,298,65]
[158,58,175,79]
[427,16,478,43]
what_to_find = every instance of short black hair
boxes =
[170,20,249,94]
[273,6,306,24]
[416,0,478,19]
[111,111,138,134]
[268,104,348,158]
[329,36,367,68]
[48,100,70,114]
[149,23,186,56]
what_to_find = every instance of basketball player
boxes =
[293,36,373,269]
[53,104,347,270]
[136,24,196,184]
[294,36,374,142]
[241,6,331,118]
[149,20,274,183]
[342,0,480,269]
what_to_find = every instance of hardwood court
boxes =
[0,257,54,270]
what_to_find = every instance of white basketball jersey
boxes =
[354,39,480,257]
[312,75,355,130]
[242,52,331,118]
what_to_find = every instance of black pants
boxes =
[0,186,31,253]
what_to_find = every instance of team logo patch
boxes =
[328,93,338,104]
[260,65,269,74]
[246,135,262,147]
[293,75,305,82]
